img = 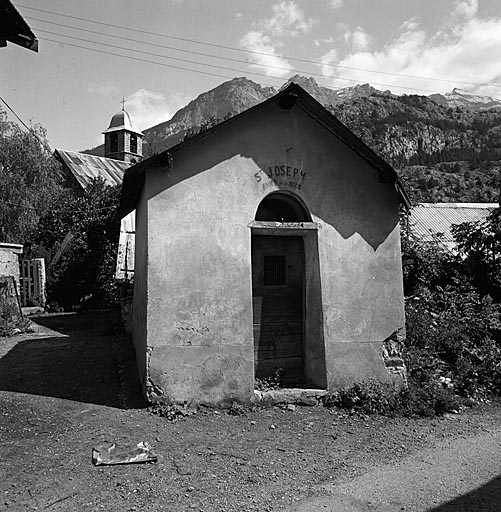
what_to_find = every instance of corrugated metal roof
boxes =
[55,149,130,190]
[54,149,136,281]
[410,203,498,251]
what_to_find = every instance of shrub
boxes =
[401,208,501,404]
[148,402,196,421]
[396,381,462,417]
[36,179,121,309]
[323,380,399,415]
[228,402,246,416]
[400,216,460,296]
[322,378,463,418]
[405,285,501,397]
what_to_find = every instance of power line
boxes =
[40,27,413,90]
[40,33,448,95]
[28,16,499,88]
[38,28,274,78]
[32,19,289,76]
[0,96,53,155]
[20,5,501,88]
[0,102,114,215]
[42,37,240,82]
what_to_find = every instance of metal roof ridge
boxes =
[416,202,499,208]
[55,148,131,166]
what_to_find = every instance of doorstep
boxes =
[254,387,327,405]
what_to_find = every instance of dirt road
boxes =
[292,428,501,511]
[1,312,500,511]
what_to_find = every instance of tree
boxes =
[452,207,501,301]
[401,212,501,399]
[36,178,121,309]
[400,214,459,296]
[0,108,62,243]
[0,109,122,309]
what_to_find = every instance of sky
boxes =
[2,0,501,152]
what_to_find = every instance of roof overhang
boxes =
[117,82,412,218]
[102,126,144,136]
[0,0,38,52]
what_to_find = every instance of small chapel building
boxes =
[117,82,410,405]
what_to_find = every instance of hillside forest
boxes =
[84,75,501,204]
[330,92,501,203]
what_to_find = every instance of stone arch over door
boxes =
[250,192,326,388]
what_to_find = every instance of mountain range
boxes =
[84,75,501,203]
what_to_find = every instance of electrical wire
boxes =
[39,29,284,79]
[40,33,445,94]
[33,20,305,78]
[40,27,412,90]
[20,5,501,88]
[42,37,240,82]
[27,15,499,88]
[0,96,53,155]
[0,99,117,217]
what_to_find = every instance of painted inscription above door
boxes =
[254,164,307,192]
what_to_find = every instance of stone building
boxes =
[117,82,410,405]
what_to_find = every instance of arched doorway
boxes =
[254,192,310,223]
[251,193,311,385]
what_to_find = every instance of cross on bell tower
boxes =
[102,101,143,164]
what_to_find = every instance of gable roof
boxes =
[55,149,130,190]
[117,82,411,218]
[410,202,498,252]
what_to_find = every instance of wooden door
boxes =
[252,236,304,384]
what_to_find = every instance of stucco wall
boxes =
[145,151,256,404]
[140,100,405,403]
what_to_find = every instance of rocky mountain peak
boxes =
[430,88,501,111]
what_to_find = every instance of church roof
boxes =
[54,149,130,190]
[117,82,411,218]
[102,109,143,135]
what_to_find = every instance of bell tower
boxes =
[103,101,143,164]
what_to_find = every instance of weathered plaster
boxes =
[132,100,406,403]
